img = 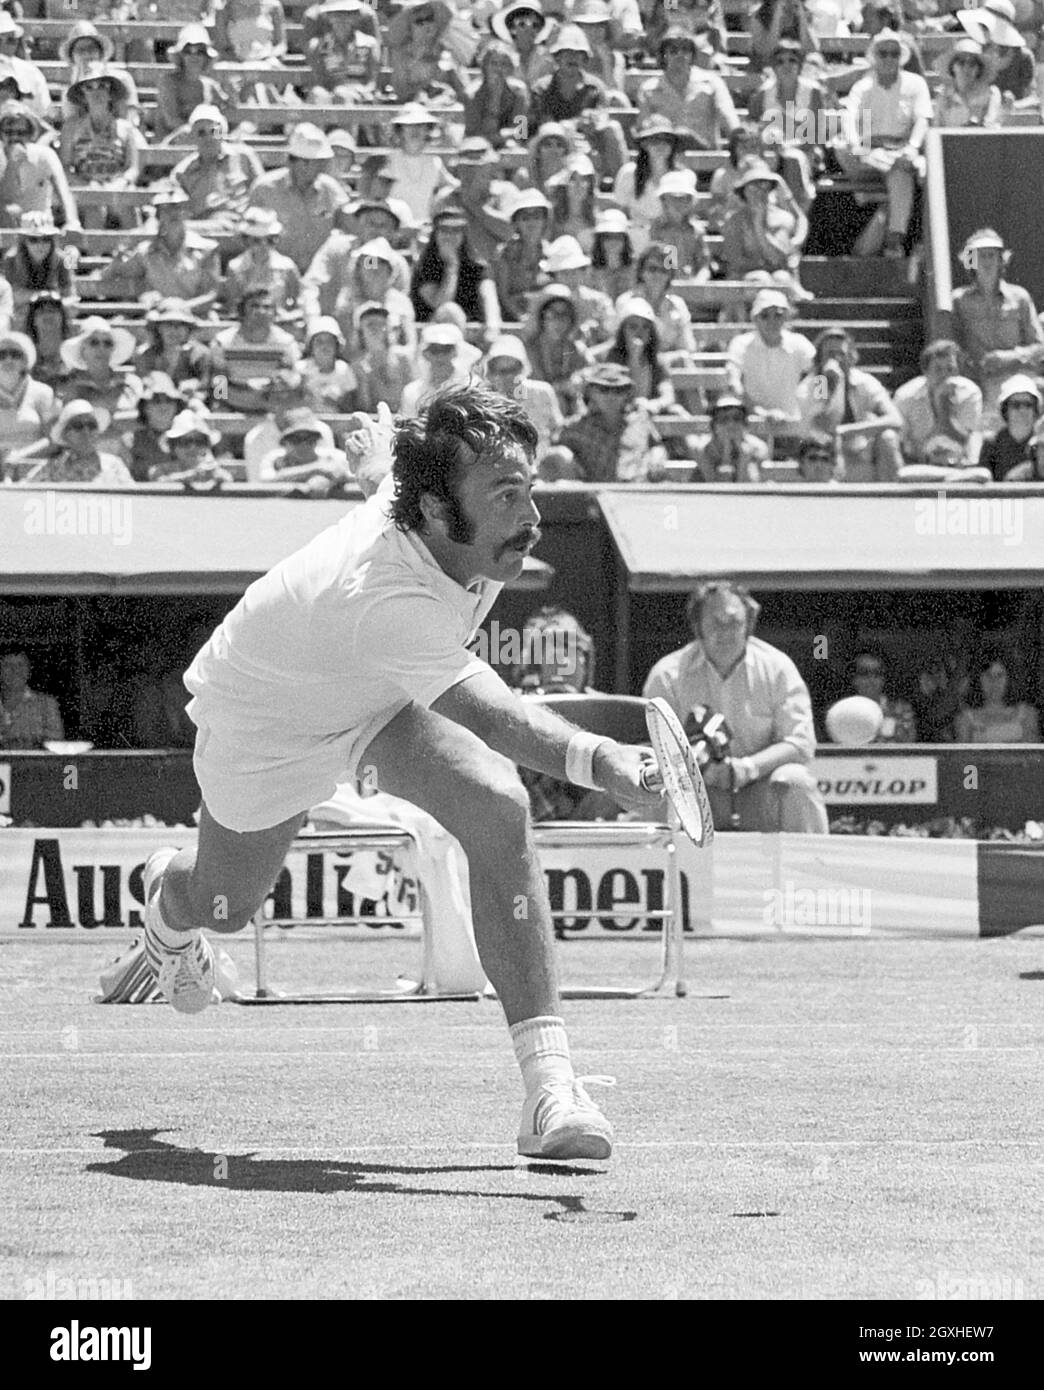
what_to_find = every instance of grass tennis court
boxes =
[3,932,1043,1301]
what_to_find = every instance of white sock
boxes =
[510,1015,574,1094]
[149,880,196,948]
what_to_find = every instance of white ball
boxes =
[825,695,884,746]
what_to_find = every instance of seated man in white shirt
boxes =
[893,338,983,465]
[400,322,471,418]
[483,334,562,459]
[642,579,828,833]
[726,288,816,446]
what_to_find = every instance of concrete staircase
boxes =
[795,258,924,394]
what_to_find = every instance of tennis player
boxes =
[143,384,665,1161]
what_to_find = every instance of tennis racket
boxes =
[644,697,715,848]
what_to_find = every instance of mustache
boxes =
[501,527,541,554]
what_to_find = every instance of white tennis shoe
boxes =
[142,848,216,1016]
[517,1077,615,1161]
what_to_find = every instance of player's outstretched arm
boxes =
[432,668,664,815]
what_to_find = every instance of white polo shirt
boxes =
[727,329,816,417]
[185,476,500,829]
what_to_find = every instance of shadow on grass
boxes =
[86,1129,624,1221]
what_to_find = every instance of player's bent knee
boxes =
[450,768,532,843]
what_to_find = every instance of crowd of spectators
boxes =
[0,1,1041,487]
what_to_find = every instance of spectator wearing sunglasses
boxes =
[157,25,234,142]
[0,329,59,472]
[386,0,456,103]
[693,395,769,482]
[2,211,77,331]
[491,2,556,89]
[978,374,1042,480]
[0,100,81,232]
[20,399,133,487]
[848,648,917,743]
[59,65,140,231]
[170,104,264,237]
[57,317,142,450]
[934,38,1004,127]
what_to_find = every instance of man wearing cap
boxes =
[836,30,933,257]
[170,105,264,233]
[258,406,351,488]
[96,189,221,308]
[547,360,667,482]
[247,123,351,273]
[637,27,739,150]
[0,100,80,233]
[225,208,302,320]
[400,322,471,417]
[726,288,815,434]
[951,226,1044,425]
[484,333,563,455]
[978,374,1042,480]
[529,24,609,126]
[893,339,984,465]
[694,395,769,482]
[857,1,926,76]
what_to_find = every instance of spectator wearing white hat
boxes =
[523,282,595,416]
[624,242,696,359]
[530,24,607,125]
[960,0,1035,100]
[330,235,416,356]
[598,294,680,415]
[0,13,50,121]
[1002,414,1044,482]
[247,123,350,274]
[589,206,636,301]
[400,321,471,417]
[491,1,556,86]
[135,298,215,400]
[156,409,234,489]
[637,27,739,150]
[157,25,233,143]
[483,333,563,455]
[21,400,132,487]
[58,317,142,448]
[258,406,352,488]
[1,212,75,331]
[224,208,302,321]
[951,227,1044,426]
[97,189,221,308]
[0,101,80,233]
[382,103,455,228]
[726,288,815,432]
[978,373,1042,479]
[572,0,629,96]
[539,235,613,345]
[0,329,58,464]
[495,187,553,321]
[300,316,358,413]
[647,168,711,277]
[836,29,932,258]
[120,371,184,482]
[60,65,140,229]
[170,104,264,235]
[934,38,1004,128]
[796,326,904,482]
[385,0,458,104]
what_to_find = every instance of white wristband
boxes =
[565,733,611,789]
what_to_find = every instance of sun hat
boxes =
[351,197,403,223]
[868,27,912,63]
[549,24,592,56]
[169,23,218,59]
[572,0,613,23]
[961,226,1006,255]
[66,63,135,109]
[354,235,397,265]
[508,187,552,217]
[710,394,748,416]
[188,103,228,133]
[319,0,365,12]
[0,12,23,39]
[541,235,591,273]
[287,122,335,160]
[60,21,115,64]
[546,153,596,187]
[616,295,658,326]
[584,362,633,390]
[432,206,469,229]
[152,187,191,212]
[947,37,987,74]
[279,407,326,442]
[454,136,499,165]
[958,0,1022,47]
[140,371,182,403]
[327,128,356,151]
[306,315,346,347]
[52,399,111,446]
[355,300,391,325]
[998,373,1042,410]
[485,334,531,371]
[0,100,47,139]
[18,209,62,239]
[146,297,199,327]
[391,101,440,126]
[593,207,630,236]
[657,169,699,198]
[750,287,792,317]
[421,322,465,349]
[733,161,785,194]
[61,316,136,370]
[490,2,554,44]
[239,206,283,238]
[634,114,680,144]
[0,59,28,97]
[167,409,221,446]
[0,329,36,371]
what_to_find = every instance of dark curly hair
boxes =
[390,382,538,540]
